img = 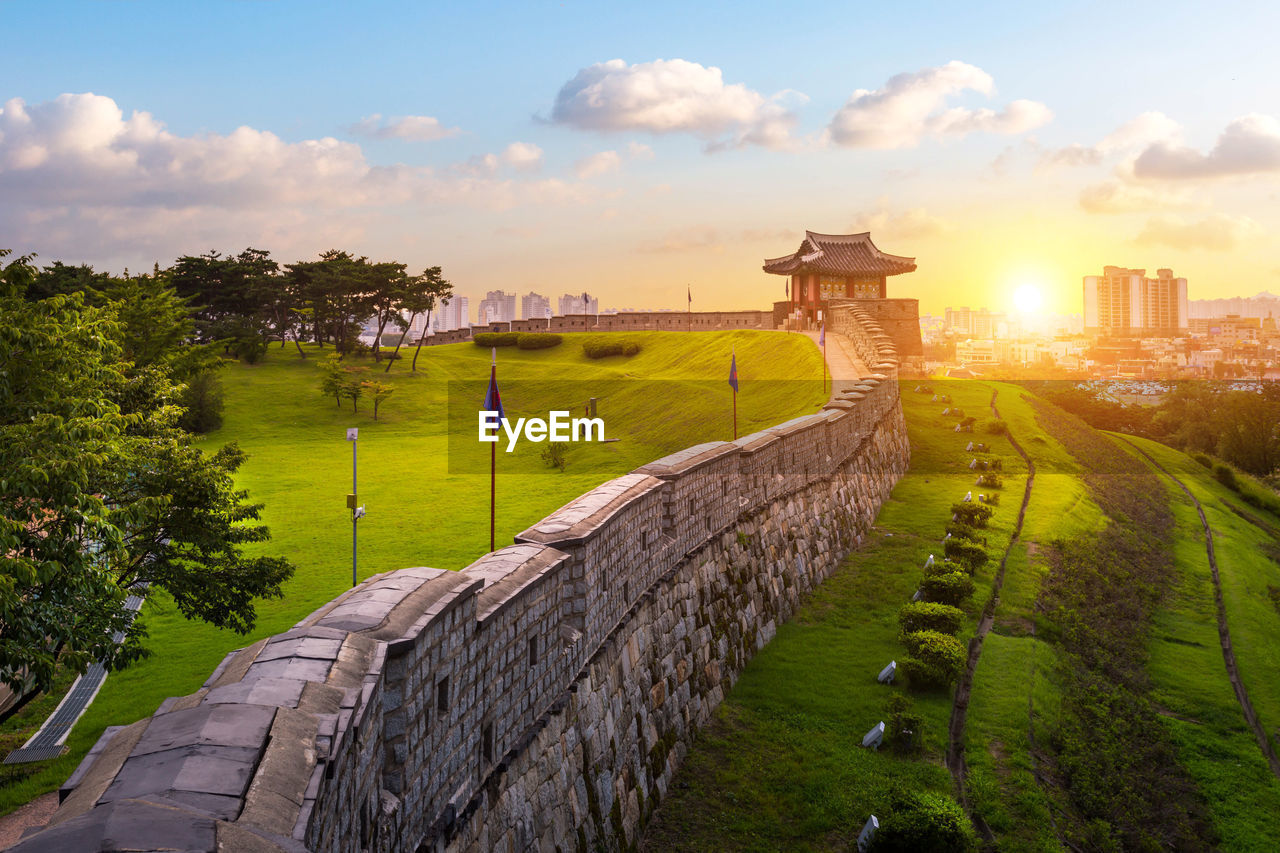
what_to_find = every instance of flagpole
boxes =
[732,346,738,440]
[490,347,496,552]
[823,325,828,394]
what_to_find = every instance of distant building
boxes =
[558,292,598,315]
[945,306,1004,338]
[1083,266,1188,336]
[478,290,517,324]
[433,296,470,332]
[522,291,552,321]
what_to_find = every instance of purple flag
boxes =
[483,364,504,421]
[728,353,739,392]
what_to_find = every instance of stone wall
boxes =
[835,298,923,358]
[15,306,908,853]
[428,309,774,345]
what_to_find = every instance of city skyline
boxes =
[3,1,1280,317]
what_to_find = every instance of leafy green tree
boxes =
[341,373,366,413]
[0,269,294,719]
[362,380,394,420]
[318,355,346,406]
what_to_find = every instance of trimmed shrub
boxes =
[944,538,989,573]
[950,502,994,528]
[944,522,982,543]
[985,418,1009,435]
[975,473,1003,489]
[901,630,966,691]
[1192,452,1212,469]
[474,331,520,347]
[1213,464,1239,492]
[516,332,562,350]
[920,571,975,607]
[897,601,964,636]
[582,336,641,358]
[866,790,978,852]
[922,558,959,578]
[885,694,924,755]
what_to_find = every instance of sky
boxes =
[3,0,1280,318]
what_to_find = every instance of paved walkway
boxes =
[800,331,871,393]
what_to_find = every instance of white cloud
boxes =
[349,113,461,142]
[627,141,654,160]
[849,204,951,240]
[1132,114,1280,179]
[636,225,723,254]
[1078,181,1198,214]
[1040,111,1180,170]
[825,61,1050,149]
[550,58,800,151]
[0,93,590,265]
[1135,213,1260,250]
[575,150,622,179]
[501,141,543,171]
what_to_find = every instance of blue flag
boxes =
[728,353,739,392]
[819,322,825,346]
[483,364,504,421]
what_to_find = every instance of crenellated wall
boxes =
[15,306,909,853]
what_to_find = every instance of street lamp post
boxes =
[346,428,365,587]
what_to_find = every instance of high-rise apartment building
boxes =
[432,296,470,332]
[1083,266,1188,335]
[558,292,599,315]
[522,291,552,320]
[478,290,517,324]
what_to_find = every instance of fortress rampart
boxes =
[15,305,909,853]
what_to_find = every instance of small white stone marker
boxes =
[963,491,972,503]
[911,588,923,602]
[966,441,975,451]
[862,721,885,749]
[924,554,934,569]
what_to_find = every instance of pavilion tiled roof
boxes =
[762,232,916,277]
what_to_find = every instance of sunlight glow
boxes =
[1012,283,1045,316]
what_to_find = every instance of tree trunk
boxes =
[411,308,433,372]
[372,314,389,363]
[293,328,307,359]
[385,312,418,373]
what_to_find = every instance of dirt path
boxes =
[1116,436,1280,780]
[946,389,1036,828]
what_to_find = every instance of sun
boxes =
[1012,283,1045,316]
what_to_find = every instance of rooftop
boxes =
[762,231,917,278]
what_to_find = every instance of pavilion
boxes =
[763,231,916,328]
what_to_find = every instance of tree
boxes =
[0,272,295,720]
[407,267,453,372]
[341,374,365,413]
[362,380,394,420]
[318,355,346,406]
[365,261,410,363]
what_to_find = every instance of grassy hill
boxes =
[644,381,1280,852]
[0,330,826,814]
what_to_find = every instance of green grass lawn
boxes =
[1110,435,1280,849]
[0,330,826,815]
[643,380,1030,851]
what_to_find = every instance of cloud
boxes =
[550,58,800,151]
[1135,213,1260,250]
[349,113,461,142]
[575,150,622,179]
[1040,111,1180,170]
[825,61,1050,149]
[451,142,545,177]
[1078,181,1198,213]
[573,142,654,179]
[0,93,588,265]
[849,204,951,240]
[636,225,722,254]
[1132,114,1280,179]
